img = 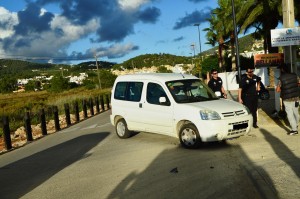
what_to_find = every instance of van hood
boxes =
[183,99,247,113]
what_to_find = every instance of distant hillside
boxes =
[0,59,117,79]
[78,61,117,69]
[114,33,262,69]
[114,53,192,70]
[0,33,262,78]
[0,59,56,78]
[202,33,263,55]
[0,59,53,70]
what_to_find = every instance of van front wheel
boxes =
[115,118,131,139]
[179,123,201,149]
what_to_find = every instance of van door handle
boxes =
[139,103,142,108]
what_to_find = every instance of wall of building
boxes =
[218,67,272,90]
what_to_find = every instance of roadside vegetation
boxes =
[0,60,116,137]
[0,87,111,137]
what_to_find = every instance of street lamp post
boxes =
[231,0,241,83]
[193,23,202,55]
[194,24,202,79]
[191,44,195,58]
[191,43,199,77]
[189,52,194,74]
[94,54,102,90]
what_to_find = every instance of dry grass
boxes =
[0,87,111,136]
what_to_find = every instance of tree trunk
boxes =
[218,37,224,71]
[230,33,236,71]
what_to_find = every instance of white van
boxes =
[110,73,253,148]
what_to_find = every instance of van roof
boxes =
[115,73,198,82]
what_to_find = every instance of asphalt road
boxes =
[0,109,298,199]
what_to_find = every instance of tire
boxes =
[115,118,131,139]
[179,123,201,149]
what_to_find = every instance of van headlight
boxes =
[200,110,221,120]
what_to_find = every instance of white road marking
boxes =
[59,126,80,133]
[81,124,98,130]
[59,122,112,133]
[96,123,112,128]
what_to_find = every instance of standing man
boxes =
[238,67,261,128]
[276,64,299,135]
[208,69,227,98]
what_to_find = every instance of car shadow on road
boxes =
[261,129,300,178]
[0,132,109,199]
[258,91,291,134]
[107,139,278,199]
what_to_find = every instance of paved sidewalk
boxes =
[227,89,300,199]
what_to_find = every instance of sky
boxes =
[0,0,219,64]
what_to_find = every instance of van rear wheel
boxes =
[179,123,201,149]
[115,118,131,139]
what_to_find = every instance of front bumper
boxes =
[195,114,253,142]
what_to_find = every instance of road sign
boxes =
[271,27,300,47]
[254,53,284,67]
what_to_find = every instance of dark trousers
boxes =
[242,95,258,126]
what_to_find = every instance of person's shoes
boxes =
[253,124,259,128]
[287,131,298,135]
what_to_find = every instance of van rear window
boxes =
[114,81,143,102]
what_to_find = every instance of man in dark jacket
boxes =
[208,69,227,98]
[238,67,261,128]
[276,64,299,135]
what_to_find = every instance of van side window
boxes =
[127,82,143,102]
[114,81,143,102]
[114,82,127,100]
[147,83,170,105]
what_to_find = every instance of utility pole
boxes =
[194,23,202,78]
[231,0,241,83]
[193,23,202,55]
[190,44,195,58]
[190,44,197,76]
[282,0,297,74]
[189,52,194,74]
[94,54,102,90]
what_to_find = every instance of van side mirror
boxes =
[159,96,170,106]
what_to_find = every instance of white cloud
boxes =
[118,0,149,10]
[2,13,100,59]
[99,43,137,58]
[0,7,18,39]
[51,15,100,42]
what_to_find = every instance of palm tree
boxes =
[204,0,233,72]
[237,0,282,53]
[205,0,248,72]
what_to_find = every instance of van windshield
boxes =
[166,79,218,103]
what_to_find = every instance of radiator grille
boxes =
[222,110,245,117]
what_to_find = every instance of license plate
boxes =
[233,123,248,130]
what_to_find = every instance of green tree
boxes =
[25,80,42,91]
[200,55,219,77]
[98,70,117,89]
[237,0,282,53]
[82,70,117,89]
[0,77,17,93]
[204,2,229,72]
[48,75,70,93]
[25,80,36,91]
[157,66,172,73]
[82,79,96,90]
